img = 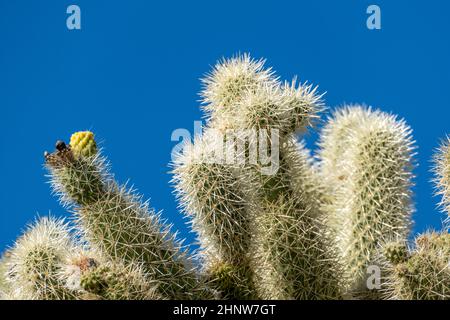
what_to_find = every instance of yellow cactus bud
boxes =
[70,131,97,158]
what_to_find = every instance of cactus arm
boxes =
[45,132,210,299]
[381,233,450,300]
[6,217,79,300]
[319,106,416,295]
[249,140,343,299]
[80,261,162,300]
[194,54,342,299]
[172,131,258,299]
[0,251,12,299]
[433,136,450,227]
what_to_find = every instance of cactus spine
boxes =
[233,60,341,300]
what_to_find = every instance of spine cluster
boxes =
[381,232,450,299]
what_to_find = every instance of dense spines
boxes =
[318,107,372,195]
[206,259,255,300]
[46,137,209,300]
[250,140,343,299]
[173,135,254,263]
[382,241,409,265]
[80,261,161,300]
[76,183,204,299]
[381,232,450,300]
[195,53,341,299]
[234,84,292,133]
[319,106,416,294]
[5,217,78,300]
[433,136,450,225]
[224,55,340,299]
[4,54,449,301]
[172,133,257,299]
[0,251,11,299]
[59,251,100,293]
[211,75,325,136]
[201,54,278,128]
[279,79,325,134]
[45,146,107,207]
[252,198,339,299]
[58,252,162,300]
[177,54,300,298]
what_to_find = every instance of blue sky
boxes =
[0,1,449,252]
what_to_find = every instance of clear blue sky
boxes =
[1,1,449,252]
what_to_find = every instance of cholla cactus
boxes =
[80,261,161,300]
[201,54,278,130]
[174,54,342,300]
[381,232,450,300]
[5,217,78,300]
[2,54,449,300]
[250,139,343,299]
[45,132,209,300]
[173,132,258,299]
[318,106,416,295]
[0,251,11,299]
[433,137,450,226]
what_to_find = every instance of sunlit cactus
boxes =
[172,131,257,299]
[232,79,324,135]
[318,106,416,295]
[5,217,79,300]
[177,53,342,299]
[2,54,449,301]
[433,136,450,226]
[45,133,211,300]
[80,261,161,300]
[45,139,105,207]
[0,251,11,299]
[381,232,450,300]
[317,106,372,195]
[250,140,343,299]
[201,53,278,130]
